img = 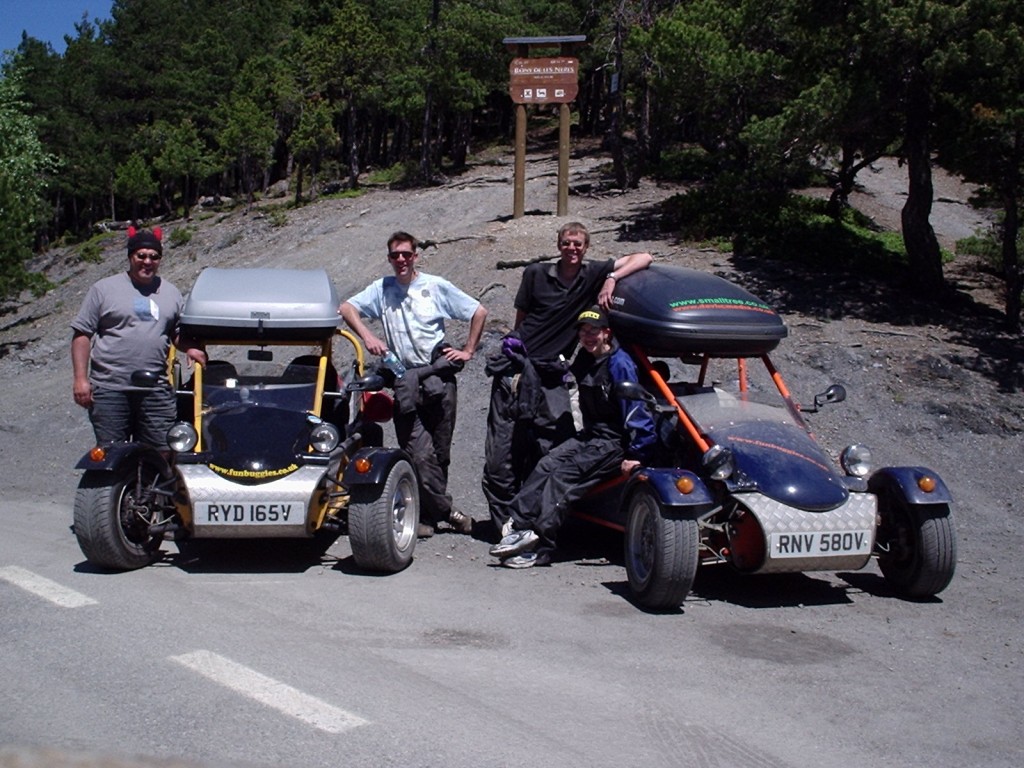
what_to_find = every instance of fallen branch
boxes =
[496,255,556,269]
[859,329,925,339]
[418,234,492,251]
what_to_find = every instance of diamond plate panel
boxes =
[738,492,877,574]
[179,464,326,537]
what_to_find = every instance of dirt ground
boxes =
[2,145,1023,753]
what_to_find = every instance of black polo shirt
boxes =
[514,258,615,361]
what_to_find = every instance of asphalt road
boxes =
[1,483,1019,768]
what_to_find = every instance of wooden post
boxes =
[557,103,570,216]
[514,104,527,219]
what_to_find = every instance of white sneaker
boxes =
[502,552,538,569]
[501,518,514,539]
[489,529,539,558]
[501,550,551,569]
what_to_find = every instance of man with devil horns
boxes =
[71,226,205,451]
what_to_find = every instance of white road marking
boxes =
[0,566,98,607]
[170,650,369,733]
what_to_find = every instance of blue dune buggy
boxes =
[572,265,956,610]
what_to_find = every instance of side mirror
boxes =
[130,370,165,388]
[811,383,847,411]
[614,380,657,405]
[346,373,386,393]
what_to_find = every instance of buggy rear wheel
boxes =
[73,465,167,570]
[624,487,699,610]
[348,459,419,573]
[876,483,956,598]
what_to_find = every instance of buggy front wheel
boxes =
[876,484,956,598]
[348,459,419,573]
[73,465,168,570]
[624,487,699,610]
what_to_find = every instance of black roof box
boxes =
[610,264,787,357]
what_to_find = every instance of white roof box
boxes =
[180,268,340,340]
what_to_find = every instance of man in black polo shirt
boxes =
[482,221,652,536]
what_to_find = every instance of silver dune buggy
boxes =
[73,267,420,573]
[573,265,957,610]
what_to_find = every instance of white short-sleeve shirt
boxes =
[346,272,480,367]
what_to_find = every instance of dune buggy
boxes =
[572,264,957,610]
[73,267,420,573]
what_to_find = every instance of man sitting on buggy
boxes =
[489,306,657,568]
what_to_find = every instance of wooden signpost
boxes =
[503,36,586,218]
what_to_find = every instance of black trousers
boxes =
[481,369,575,531]
[508,434,623,555]
[393,378,457,525]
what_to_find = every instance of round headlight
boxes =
[310,422,340,453]
[840,444,872,477]
[167,422,198,453]
[702,444,735,481]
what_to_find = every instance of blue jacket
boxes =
[572,343,657,463]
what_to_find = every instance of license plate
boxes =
[194,501,304,525]
[770,530,872,558]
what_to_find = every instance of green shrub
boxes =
[737,193,908,276]
[365,162,410,186]
[652,147,717,183]
[267,208,288,228]
[662,182,920,279]
[168,227,193,247]
[76,231,118,264]
[79,241,104,264]
[321,187,364,200]
[956,225,1020,271]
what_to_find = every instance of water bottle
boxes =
[381,350,406,379]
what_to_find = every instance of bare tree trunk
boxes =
[181,175,190,221]
[901,70,944,292]
[419,0,440,183]
[634,66,651,185]
[608,17,628,189]
[450,112,469,170]
[294,161,304,206]
[582,67,604,136]
[1002,191,1022,332]
[347,101,359,189]
[420,88,434,182]
[634,1,656,183]
[827,144,884,219]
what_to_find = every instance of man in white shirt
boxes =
[340,231,488,537]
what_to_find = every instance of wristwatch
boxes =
[607,272,617,281]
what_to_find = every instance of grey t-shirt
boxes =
[71,272,184,390]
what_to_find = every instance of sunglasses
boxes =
[132,252,162,262]
[388,250,415,260]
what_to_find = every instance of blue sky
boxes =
[1,0,113,56]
